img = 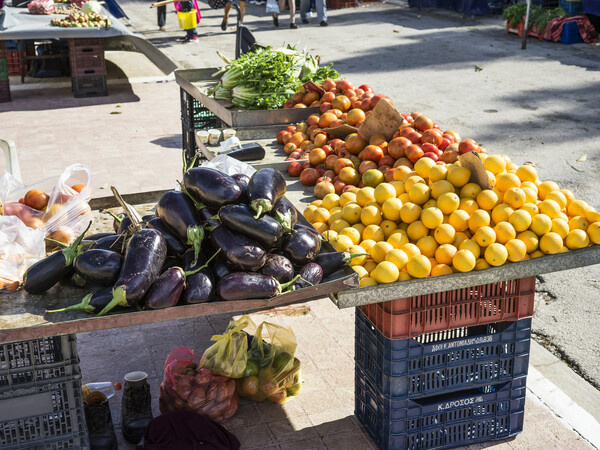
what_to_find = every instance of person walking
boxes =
[175,0,201,42]
[272,0,297,29]
[157,3,167,31]
[221,0,246,31]
[300,0,327,26]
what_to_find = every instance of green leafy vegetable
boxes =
[502,3,567,32]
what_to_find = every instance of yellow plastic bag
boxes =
[177,10,197,29]
[199,316,253,379]
[236,321,302,404]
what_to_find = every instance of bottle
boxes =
[82,382,122,400]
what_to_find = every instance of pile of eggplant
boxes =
[30,167,356,317]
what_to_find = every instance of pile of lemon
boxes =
[303,155,600,286]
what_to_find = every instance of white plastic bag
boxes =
[201,154,256,177]
[0,164,93,244]
[266,0,279,14]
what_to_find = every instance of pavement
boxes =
[2,0,600,448]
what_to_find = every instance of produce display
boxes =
[50,11,111,28]
[28,0,55,15]
[208,46,339,110]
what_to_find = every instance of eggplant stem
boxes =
[253,205,263,220]
[97,286,129,316]
[105,210,123,224]
[274,211,293,233]
[280,274,301,293]
[46,293,94,314]
[63,221,92,266]
[45,238,69,248]
[187,226,205,266]
[179,182,207,210]
[184,248,221,277]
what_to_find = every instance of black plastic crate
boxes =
[559,0,583,14]
[355,308,531,399]
[72,75,108,98]
[182,123,208,169]
[0,59,7,82]
[70,52,106,78]
[355,367,526,450]
[180,88,223,130]
[0,80,10,103]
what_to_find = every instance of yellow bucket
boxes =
[177,10,197,29]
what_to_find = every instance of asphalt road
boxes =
[117,0,600,386]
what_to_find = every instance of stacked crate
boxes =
[4,41,22,77]
[68,38,108,98]
[0,335,89,449]
[354,277,536,449]
[0,41,10,103]
[180,87,225,167]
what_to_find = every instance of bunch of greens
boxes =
[502,3,567,31]
[209,46,339,110]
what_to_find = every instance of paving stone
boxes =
[267,414,319,443]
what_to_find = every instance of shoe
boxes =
[272,14,279,27]
[320,20,328,26]
[290,23,297,29]
[159,26,165,31]
[181,36,198,43]
[255,0,266,4]
[122,378,153,444]
[308,10,316,17]
[84,392,118,450]
[301,18,309,23]
[221,18,227,30]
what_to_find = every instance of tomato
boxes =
[331,95,351,112]
[303,90,320,106]
[300,168,319,186]
[307,114,320,127]
[420,129,443,146]
[283,99,295,109]
[333,158,355,175]
[319,102,332,114]
[322,78,336,91]
[318,112,337,128]
[325,154,338,170]
[48,226,74,244]
[359,84,373,93]
[293,103,307,109]
[458,138,479,154]
[314,181,335,199]
[359,160,378,175]
[24,189,50,211]
[346,108,366,126]
[439,137,452,150]
[336,79,354,92]
[378,155,395,168]
[420,143,439,155]
[405,130,422,144]
[269,389,287,405]
[406,144,424,164]
[284,143,297,155]
[313,132,328,148]
[334,180,346,195]
[288,162,303,177]
[345,133,367,155]
[362,145,384,163]
[440,148,459,163]
[413,114,434,132]
[422,152,439,162]
[388,137,412,159]
[322,144,333,157]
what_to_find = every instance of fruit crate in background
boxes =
[355,308,532,399]
[359,277,536,340]
[0,59,8,82]
[5,50,21,77]
[560,21,584,44]
[0,80,10,103]
[72,75,108,98]
[0,335,90,449]
[326,0,358,9]
[559,0,584,14]
[355,367,526,450]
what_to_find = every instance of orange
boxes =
[587,222,600,244]
[322,230,338,241]
[460,183,482,200]
[393,166,413,182]
[447,166,471,188]
[568,200,591,218]
[331,234,354,252]
[565,229,589,250]
[505,239,527,262]
[406,255,432,278]
[361,205,382,226]
[363,260,377,275]
[546,191,567,211]
[431,264,453,276]
[352,265,369,279]
[381,198,403,222]
[540,232,564,254]
[452,249,476,273]
[484,243,508,266]
[374,183,397,204]
[509,210,532,233]
[385,249,409,271]
[356,187,376,207]
[437,192,460,215]
[517,230,539,253]
[431,180,455,199]
[342,203,362,224]
[330,219,351,234]
[390,181,406,197]
[494,173,520,193]
[493,221,516,244]
[321,193,340,210]
[459,198,478,215]
[327,211,343,226]
[348,245,368,266]
[303,205,318,222]
[372,261,400,284]
[434,223,456,245]
[515,164,538,183]
[371,241,394,263]
[416,236,438,258]
[408,183,431,205]
[538,180,560,201]
[561,189,575,208]
[360,277,378,287]
[504,188,526,209]
[338,191,357,207]
[407,221,429,242]
[311,207,330,224]
[400,202,422,224]
[380,220,398,239]
[359,239,376,255]
[459,239,481,259]
[339,227,361,245]
[387,230,409,249]
[421,207,444,229]
[428,165,448,183]
[476,190,499,211]
[568,216,590,231]
[491,203,514,224]
[404,175,426,191]
[483,155,506,175]
[538,199,561,219]
[530,214,552,236]
[401,243,421,259]
[434,244,457,265]
[551,218,570,239]
[414,157,437,180]
[473,226,496,247]
[474,258,491,271]
[468,209,491,233]
[448,209,470,232]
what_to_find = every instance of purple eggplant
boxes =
[47,287,119,314]
[247,168,286,218]
[212,252,233,280]
[97,228,167,316]
[210,225,266,272]
[156,190,204,263]
[198,206,220,228]
[74,249,123,286]
[145,217,187,258]
[85,232,115,241]
[232,173,250,185]
[145,267,185,309]
[218,204,283,249]
[161,258,181,273]
[270,197,298,232]
[293,262,323,290]
[183,167,243,208]
[87,234,128,254]
[261,254,294,283]
[142,214,155,222]
[23,223,90,295]
[293,223,321,237]
[315,251,369,277]
[281,228,321,267]
[183,249,219,304]
[217,272,299,301]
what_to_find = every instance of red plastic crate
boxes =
[326,0,357,9]
[6,51,21,76]
[0,80,10,103]
[359,277,536,340]
[68,38,103,48]
[0,41,5,60]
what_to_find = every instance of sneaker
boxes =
[290,23,297,29]
[301,18,309,23]
[272,14,279,27]
[320,20,328,26]
[221,18,227,30]
[84,392,118,450]
[308,10,316,17]
[181,36,198,43]
[121,377,153,444]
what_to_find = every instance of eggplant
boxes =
[141,214,155,222]
[232,173,250,185]
[161,257,181,273]
[218,204,284,249]
[145,267,185,310]
[270,197,298,232]
[198,206,220,228]
[84,232,115,241]
[97,228,167,316]
[181,251,215,304]
[293,262,324,290]
[293,223,321,237]
[47,287,117,314]
[87,234,128,254]
[74,249,123,286]
[212,252,233,280]
[156,190,204,263]
[281,228,321,267]
[145,217,187,257]
[210,225,267,272]
[247,168,286,218]
[117,215,132,235]
[183,167,243,208]
[217,272,298,301]
[23,223,90,295]
[314,251,369,277]
[260,254,294,282]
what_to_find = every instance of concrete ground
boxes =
[2,0,600,448]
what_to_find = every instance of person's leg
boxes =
[273,0,285,26]
[300,0,309,22]
[239,0,245,23]
[222,1,231,30]
[316,0,327,24]
[288,0,296,25]
[157,5,166,29]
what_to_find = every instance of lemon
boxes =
[401,243,421,259]
[504,187,526,209]
[372,261,400,284]
[311,207,330,224]
[505,239,527,262]
[374,183,397,205]
[380,220,398,239]
[521,187,538,204]
[327,211,343,226]
[565,229,590,250]
[321,193,340,210]
[393,166,413,182]
[538,180,560,201]
[529,250,545,258]
[538,200,561,219]
[431,180,456,199]
[487,171,497,187]
[400,202,422,224]
[476,190,499,211]
[459,239,481,259]
[387,230,409,249]
[352,265,369,279]
[407,220,429,242]
[586,209,600,223]
[404,175,426,191]
[348,245,368,266]
[312,222,328,234]
[493,221,516,244]
[371,241,394,263]
[330,219,351,234]
[519,203,539,217]
[390,181,406,196]
[431,264,453,276]
[540,232,564,254]
[303,205,318,222]
[408,183,431,205]
[561,189,575,208]
[587,222,600,244]
[551,218,570,239]
[475,258,491,271]
[452,249,476,272]
[495,173,521,192]
[515,164,538,183]
[460,183,482,200]
[434,243,457,265]
[398,193,411,204]
[414,157,437,179]
[331,235,354,252]
[362,224,385,242]
[483,154,507,175]
[385,249,409,271]
[363,260,377,275]
[459,198,478,215]
[434,223,456,245]
[352,223,366,237]
[509,210,532,233]
[521,181,538,192]
[361,205,382,226]
[568,216,590,231]
[447,166,471,188]
[359,239,376,255]
[530,214,552,236]
[381,198,403,221]
[360,277,378,287]
[422,197,436,208]
[568,200,591,218]
[340,227,361,245]
[416,236,438,258]
[468,209,491,233]
[437,192,460,215]
[421,207,444,229]
[406,255,432,278]
[491,203,514,224]
[356,187,376,207]
[448,209,470,232]
[545,191,567,211]
[338,191,357,207]
[484,243,508,266]
[428,164,448,183]
[341,203,361,225]
[517,230,539,253]
[310,199,323,207]
[474,226,496,247]
[452,231,470,248]
[322,230,338,241]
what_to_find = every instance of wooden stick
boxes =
[111,186,143,234]
[150,0,177,8]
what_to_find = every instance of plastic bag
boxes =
[0,164,93,244]
[0,215,45,290]
[200,316,253,379]
[28,0,54,14]
[236,321,302,404]
[266,0,279,14]
[201,154,256,177]
[159,346,239,423]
